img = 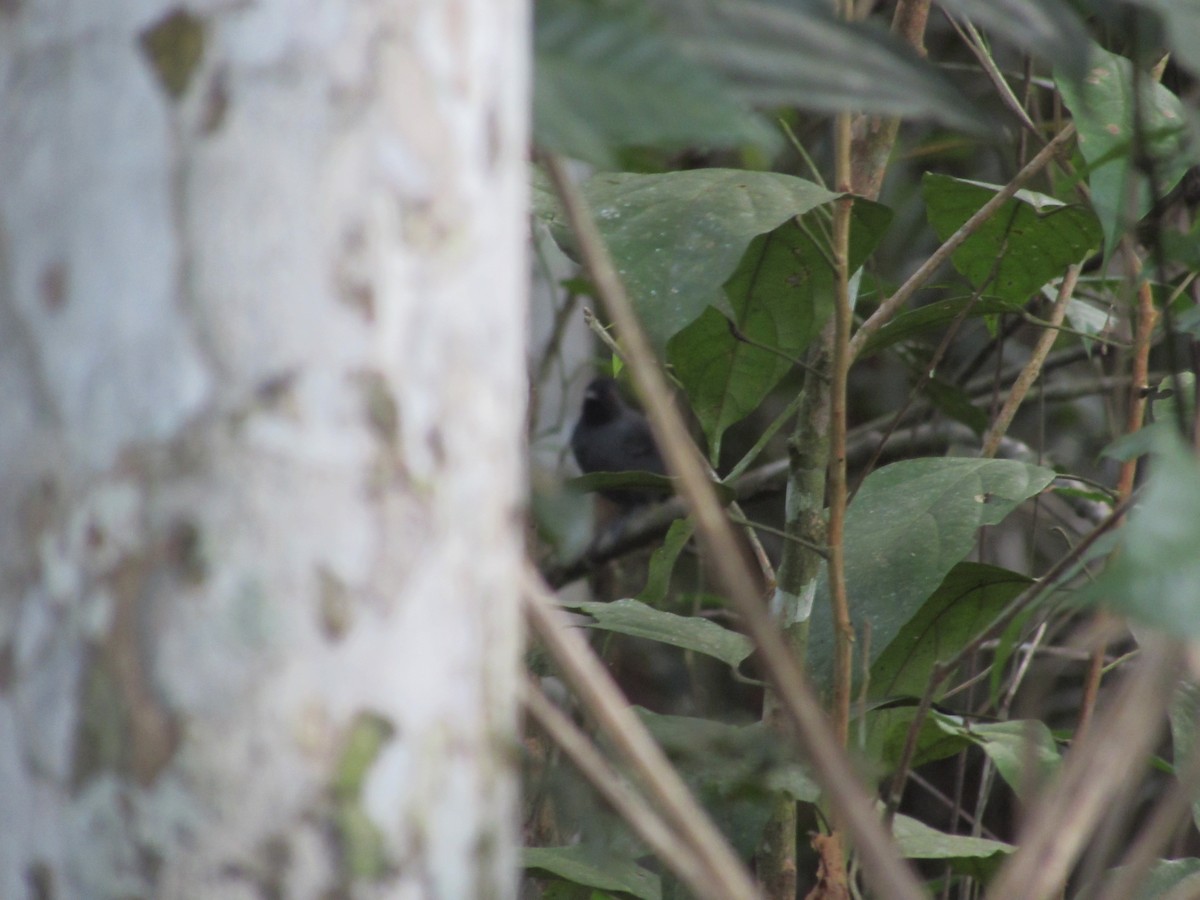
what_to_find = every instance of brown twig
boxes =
[980,265,1082,458]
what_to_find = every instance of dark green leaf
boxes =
[541,170,842,351]
[809,458,1055,691]
[923,378,989,435]
[923,175,1103,305]
[567,471,677,498]
[637,519,695,606]
[1056,45,1195,257]
[869,563,1032,701]
[655,0,990,134]
[560,598,753,669]
[533,0,779,167]
[860,295,1013,356]
[864,706,974,772]
[524,846,661,900]
[669,203,891,454]
[936,0,1090,80]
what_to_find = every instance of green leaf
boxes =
[892,811,1013,878]
[560,598,754,670]
[808,458,1055,691]
[869,563,1032,701]
[923,378,989,436]
[966,720,1062,800]
[637,519,695,606]
[864,706,975,772]
[541,170,841,351]
[935,0,1090,80]
[1056,45,1195,257]
[923,174,1103,305]
[669,202,891,454]
[524,846,662,900]
[1075,433,1200,636]
[860,294,1014,356]
[567,471,676,498]
[533,0,779,168]
[655,0,990,134]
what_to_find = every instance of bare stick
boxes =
[980,264,1082,458]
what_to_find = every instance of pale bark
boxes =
[0,1,527,897]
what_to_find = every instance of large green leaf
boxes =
[923,175,1102,305]
[869,563,1032,701]
[533,0,779,168]
[892,811,1013,878]
[653,0,989,134]
[931,715,1065,801]
[560,598,754,670]
[540,170,840,351]
[668,202,891,455]
[1077,433,1200,636]
[524,846,661,900]
[1056,45,1195,257]
[808,458,1056,691]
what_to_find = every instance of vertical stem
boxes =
[829,108,855,748]
[760,6,931,895]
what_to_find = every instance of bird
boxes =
[570,377,668,506]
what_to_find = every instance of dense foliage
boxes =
[526,1,1200,897]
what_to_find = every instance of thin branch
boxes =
[829,107,856,751]
[980,265,1082,458]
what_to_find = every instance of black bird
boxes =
[570,377,667,506]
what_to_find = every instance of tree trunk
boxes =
[0,2,527,897]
